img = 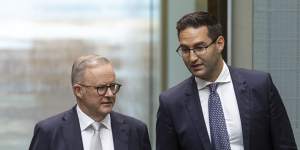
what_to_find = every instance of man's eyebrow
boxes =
[96,82,117,86]
[193,42,207,47]
[180,41,207,47]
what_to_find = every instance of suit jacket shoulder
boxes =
[111,111,147,128]
[34,108,74,131]
[159,76,196,107]
[160,77,193,97]
[157,75,212,150]
[229,67,271,84]
[110,111,151,150]
[229,66,277,104]
[29,106,83,150]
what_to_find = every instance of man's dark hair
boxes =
[176,11,222,40]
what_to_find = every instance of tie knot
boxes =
[91,122,102,131]
[208,83,218,93]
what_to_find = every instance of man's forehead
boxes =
[180,26,208,35]
[85,64,114,73]
[179,27,211,46]
[82,66,115,82]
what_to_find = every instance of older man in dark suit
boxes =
[30,54,151,150]
[156,11,297,150]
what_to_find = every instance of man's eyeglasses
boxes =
[176,37,218,57]
[78,82,122,96]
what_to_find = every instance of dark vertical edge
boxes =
[161,0,168,91]
[296,0,300,129]
[252,0,254,69]
[208,0,228,62]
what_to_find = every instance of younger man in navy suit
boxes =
[156,11,297,150]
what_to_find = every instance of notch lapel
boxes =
[111,112,129,150]
[229,67,251,150]
[184,76,212,150]
[62,106,84,150]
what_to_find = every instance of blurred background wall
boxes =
[0,0,160,149]
[0,0,299,149]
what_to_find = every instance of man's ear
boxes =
[216,36,225,52]
[73,84,83,98]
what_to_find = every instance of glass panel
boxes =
[253,0,300,147]
[0,0,159,149]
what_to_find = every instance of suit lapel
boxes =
[229,67,251,150]
[184,76,212,150]
[62,106,84,150]
[111,112,129,150]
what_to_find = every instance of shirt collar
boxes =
[76,105,112,131]
[195,61,231,90]
[101,113,111,130]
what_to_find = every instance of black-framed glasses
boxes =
[78,82,122,96]
[176,37,218,57]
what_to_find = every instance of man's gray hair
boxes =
[71,54,111,85]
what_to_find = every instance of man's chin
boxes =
[102,106,113,111]
[102,106,113,113]
[191,69,206,78]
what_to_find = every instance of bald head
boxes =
[71,54,111,85]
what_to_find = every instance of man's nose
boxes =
[104,88,114,97]
[188,50,198,62]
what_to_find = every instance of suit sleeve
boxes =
[267,74,298,149]
[29,123,50,150]
[156,94,180,150]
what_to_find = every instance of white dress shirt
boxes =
[195,62,244,150]
[76,105,115,150]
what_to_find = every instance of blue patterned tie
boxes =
[208,83,231,150]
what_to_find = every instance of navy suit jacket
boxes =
[29,106,151,150]
[156,67,297,150]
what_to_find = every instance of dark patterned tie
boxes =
[208,83,231,150]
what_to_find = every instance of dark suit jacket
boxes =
[29,106,151,150]
[156,67,297,150]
